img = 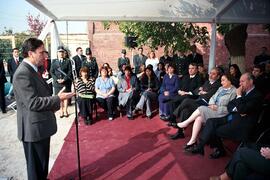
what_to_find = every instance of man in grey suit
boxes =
[13,38,74,180]
[133,47,147,74]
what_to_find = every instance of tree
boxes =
[217,24,248,73]
[105,22,209,52]
[26,13,46,37]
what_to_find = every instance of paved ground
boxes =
[0,104,75,180]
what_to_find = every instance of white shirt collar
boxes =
[246,86,255,95]
[190,74,195,78]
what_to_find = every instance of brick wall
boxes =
[88,22,270,72]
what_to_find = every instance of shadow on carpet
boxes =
[48,114,231,180]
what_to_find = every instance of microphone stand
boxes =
[57,68,81,179]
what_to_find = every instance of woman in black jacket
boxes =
[133,66,160,119]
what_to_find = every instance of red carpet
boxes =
[48,113,231,180]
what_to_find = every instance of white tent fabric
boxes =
[28,0,270,71]
[26,0,270,23]
[38,20,62,59]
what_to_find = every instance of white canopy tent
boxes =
[28,0,270,70]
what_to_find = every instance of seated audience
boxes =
[102,63,113,76]
[158,64,179,120]
[155,62,166,82]
[210,142,270,180]
[95,67,116,120]
[253,47,270,65]
[229,64,241,87]
[76,67,95,125]
[189,73,263,159]
[169,67,221,140]
[137,64,146,80]
[167,63,203,112]
[252,64,270,97]
[198,63,209,84]
[117,66,140,120]
[133,66,160,119]
[175,74,236,150]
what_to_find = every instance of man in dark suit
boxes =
[13,38,74,180]
[169,67,221,139]
[187,45,203,65]
[0,59,7,113]
[253,47,270,65]
[160,49,173,65]
[72,47,86,76]
[189,73,263,159]
[133,47,147,74]
[7,48,23,83]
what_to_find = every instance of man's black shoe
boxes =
[209,148,226,159]
[170,131,185,140]
[190,146,204,156]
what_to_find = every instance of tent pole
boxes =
[208,23,216,73]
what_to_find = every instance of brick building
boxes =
[86,22,270,72]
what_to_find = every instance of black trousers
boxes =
[172,98,200,122]
[0,83,6,112]
[198,116,228,149]
[23,138,50,180]
[78,97,93,119]
[96,96,114,118]
[226,145,270,179]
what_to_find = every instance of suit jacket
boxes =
[7,56,23,83]
[13,61,60,142]
[187,53,203,65]
[0,60,7,84]
[180,73,203,94]
[193,79,221,101]
[159,55,173,65]
[226,88,263,139]
[133,54,147,74]
[72,54,86,76]
[50,58,72,89]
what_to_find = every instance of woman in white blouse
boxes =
[145,50,159,71]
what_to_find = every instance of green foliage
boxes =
[0,39,12,61]
[217,24,241,35]
[0,28,31,60]
[105,22,209,52]
[14,32,32,50]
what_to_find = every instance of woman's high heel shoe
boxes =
[183,142,197,151]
